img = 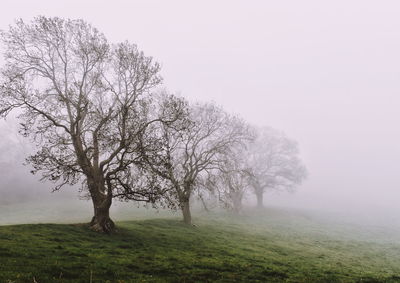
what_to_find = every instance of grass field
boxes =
[0,208,400,282]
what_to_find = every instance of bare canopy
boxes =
[140,100,252,224]
[0,17,182,232]
[246,127,307,208]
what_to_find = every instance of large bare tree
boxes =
[246,127,307,208]
[140,101,251,224]
[0,17,181,232]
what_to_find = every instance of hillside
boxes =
[0,209,400,282]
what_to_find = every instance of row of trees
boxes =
[205,126,307,215]
[0,17,306,233]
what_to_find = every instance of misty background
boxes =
[1,0,400,226]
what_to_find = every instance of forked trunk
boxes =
[181,200,192,225]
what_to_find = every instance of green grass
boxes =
[1,209,400,282]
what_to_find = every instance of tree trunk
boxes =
[90,199,114,233]
[181,200,192,225]
[232,193,243,214]
[88,180,115,233]
[255,190,264,208]
[199,194,210,212]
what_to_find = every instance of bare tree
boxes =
[215,149,250,214]
[0,17,181,232]
[140,101,251,225]
[246,127,307,208]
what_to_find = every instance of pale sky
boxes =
[1,0,400,221]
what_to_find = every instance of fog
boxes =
[1,0,400,227]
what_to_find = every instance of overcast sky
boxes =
[1,0,400,220]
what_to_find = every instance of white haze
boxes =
[1,0,400,226]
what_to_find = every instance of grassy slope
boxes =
[0,209,400,282]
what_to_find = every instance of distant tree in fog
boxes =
[0,17,183,233]
[214,149,250,214]
[140,101,252,225]
[246,127,307,208]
